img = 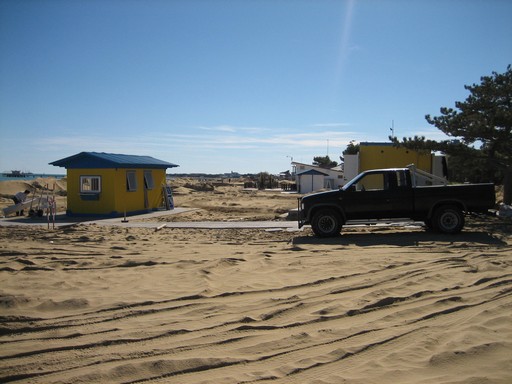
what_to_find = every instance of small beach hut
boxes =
[50,152,179,217]
[296,169,329,194]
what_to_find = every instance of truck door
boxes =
[388,170,414,217]
[342,171,412,219]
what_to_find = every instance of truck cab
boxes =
[340,168,414,219]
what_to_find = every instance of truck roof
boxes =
[360,168,409,172]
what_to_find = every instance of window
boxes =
[355,173,384,191]
[80,176,101,193]
[144,170,154,190]
[126,171,137,192]
[396,171,408,188]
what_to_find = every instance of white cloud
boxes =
[196,125,270,134]
[311,122,352,128]
[198,125,237,133]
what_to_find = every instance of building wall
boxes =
[112,168,167,214]
[359,145,432,174]
[298,174,325,194]
[67,168,116,215]
[66,168,167,216]
[343,154,359,183]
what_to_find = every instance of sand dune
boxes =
[1,217,511,383]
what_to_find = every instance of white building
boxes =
[292,162,344,194]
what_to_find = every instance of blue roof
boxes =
[50,152,179,169]
[297,169,329,176]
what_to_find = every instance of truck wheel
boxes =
[311,209,342,237]
[432,205,465,234]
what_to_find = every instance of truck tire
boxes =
[311,209,343,237]
[432,205,465,234]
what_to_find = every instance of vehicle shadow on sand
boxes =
[293,229,508,247]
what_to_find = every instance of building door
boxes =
[143,170,154,209]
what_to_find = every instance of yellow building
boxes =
[359,142,433,172]
[50,152,178,217]
[344,142,447,184]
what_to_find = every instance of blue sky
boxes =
[1,0,511,174]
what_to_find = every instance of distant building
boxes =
[292,162,344,194]
[279,170,292,180]
[50,152,178,217]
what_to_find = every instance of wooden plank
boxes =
[155,223,167,232]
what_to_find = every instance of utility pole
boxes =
[389,120,395,138]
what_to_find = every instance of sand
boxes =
[1,178,511,383]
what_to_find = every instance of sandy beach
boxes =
[1,178,511,383]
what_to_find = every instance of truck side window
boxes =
[356,173,385,191]
[396,171,408,188]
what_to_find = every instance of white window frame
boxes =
[144,170,154,190]
[80,176,101,193]
[126,170,137,192]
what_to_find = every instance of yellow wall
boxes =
[66,168,166,216]
[112,168,167,214]
[148,169,167,209]
[359,145,432,173]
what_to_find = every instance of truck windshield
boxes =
[342,173,365,191]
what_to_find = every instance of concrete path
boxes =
[88,221,299,230]
[0,208,301,230]
[0,208,192,228]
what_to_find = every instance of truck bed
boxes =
[412,183,495,216]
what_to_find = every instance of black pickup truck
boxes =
[298,168,495,237]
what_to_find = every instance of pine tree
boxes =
[391,66,512,204]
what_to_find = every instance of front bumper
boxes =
[297,197,306,228]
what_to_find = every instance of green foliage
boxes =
[343,141,360,155]
[313,155,338,169]
[391,66,512,203]
[256,172,278,189]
